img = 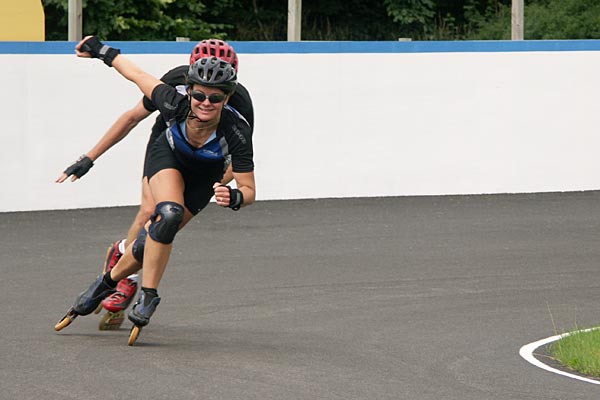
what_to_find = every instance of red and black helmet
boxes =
[190,39,239,72]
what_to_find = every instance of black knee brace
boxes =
[148,201,184,244]
[132,227,147,263]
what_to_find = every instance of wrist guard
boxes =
[64,155,94,178]
[80,36,121,67]
[227,186,244,211]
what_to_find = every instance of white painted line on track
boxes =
[519,329,600,385]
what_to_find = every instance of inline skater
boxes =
[56,38,254,330]
[55,36,255,345]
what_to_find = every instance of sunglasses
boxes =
[190,90,227,104]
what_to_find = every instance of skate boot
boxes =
[103,240,123,274]
[55,274,116,331]
[94,240,123,315]
[128,290,161,327]
[73,274,117,315]
[98,277,138,330]
[127,290,161,346]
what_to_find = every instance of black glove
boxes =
[226,186,244,211]
[64,155,94,179]
[79,36,121,67]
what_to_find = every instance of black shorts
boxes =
[143,128,162,173]
[144,133,225,215]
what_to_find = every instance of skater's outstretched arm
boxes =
[55,100,151,183]
[75,36,161,100]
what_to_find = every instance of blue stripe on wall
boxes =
[2,40,600,55]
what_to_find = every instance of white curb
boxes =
[519,329,600,385]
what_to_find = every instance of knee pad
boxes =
[132,227,147,263]
[148,201,184,244]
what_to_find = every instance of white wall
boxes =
[2,48,600,212]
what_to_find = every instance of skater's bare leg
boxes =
[142,209,193,289]
[109,243,142,282]
[139,203,194,288]
[138,168,189,289]
[140,238,171,288]
[125,178,155,246]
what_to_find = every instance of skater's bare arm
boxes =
[220,165,234,186]
[110,56,162,100]
[75,36,162,100]
[86,100,151,161]
[56,100,151,183]
[213,171,255,209]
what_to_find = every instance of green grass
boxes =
[549,327,600,378]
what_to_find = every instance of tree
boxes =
[525,0,600,39]
[468,0,600,40]
[202,0,399,41]
[42,0,227,41]
[41,0,600,42]
[384,0,435,39]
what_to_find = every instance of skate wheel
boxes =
[54,310,76,331]
[128,325,141,346]
[98,310,125,331]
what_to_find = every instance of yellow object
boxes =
[0,0,45,41]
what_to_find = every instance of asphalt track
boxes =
[2,192,600,400]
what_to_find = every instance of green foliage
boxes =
[42,0,224,41]
[385,0,435,25]
[384,0,435,39]
[202,0,287,41]
[466,0,600,40]
[464,0,512,39]
[202,0,401,41]
[42,0,68,40]
[41,0,600,41]
[525,0,600,39]
[300,1,400,40]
